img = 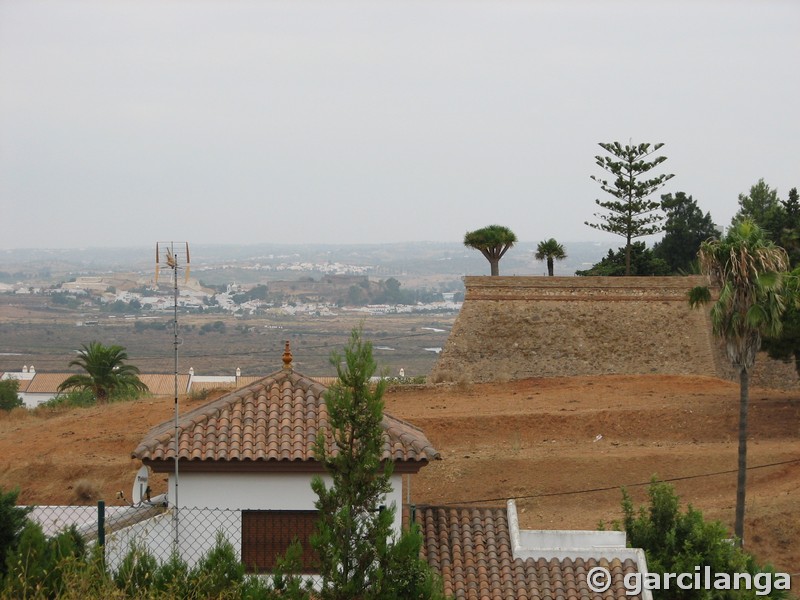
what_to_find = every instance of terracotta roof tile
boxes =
[3,372,187,396]
[2,372,346,398]
[132,368,439,470]
[25,373,72,393]
[417,506,642,600]
[138,374,190,396]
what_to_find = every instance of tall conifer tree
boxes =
[311,328,442,599]
[586,142,674,276]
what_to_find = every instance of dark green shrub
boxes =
[113,543,159,597]
[42,385,145,410]
[151,552,192,598]
[0,487,30,577]
[41,389,96,409]
[190,533,244,598]
[269,539,312,599]
[622,479,790,599]
[3,522,87,599]
[376,524,446,600]
[240,572,279,600]
[0,380,23,411]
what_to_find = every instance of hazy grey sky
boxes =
[1,0,797,250]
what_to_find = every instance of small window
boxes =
[241,510,319,573]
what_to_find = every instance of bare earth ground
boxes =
[1,374,799,586]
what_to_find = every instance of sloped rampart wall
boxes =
[431,276,799,388]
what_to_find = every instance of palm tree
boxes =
[688,220,789,545]
[58,342,149,404]
[535,238,567,276]
[464,225,517,276]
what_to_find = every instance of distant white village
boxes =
[0,259,459,406]
[0,258,462,320]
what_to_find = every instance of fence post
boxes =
[97,500,105,562]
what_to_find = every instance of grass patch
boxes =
[0,406,32,424]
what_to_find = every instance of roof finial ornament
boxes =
[282,340,293,371]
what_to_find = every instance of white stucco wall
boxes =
[113,471,409,570]
[21,393,54,408]
[172,472,322,510]
[170,471,404,532]
[105,511,176,571]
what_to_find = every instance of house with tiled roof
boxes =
[417,500,651,600]
[0,366,339,408]
[0,366,56,407]
[0,369,192,407]
[10,343,655,596]
[128,342,439,573]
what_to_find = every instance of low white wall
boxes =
[516,529,628,553]
[21,393,54,408]
[105,511,176,571]
[506,499,646,563]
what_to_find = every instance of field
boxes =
[0,294,454,377]
[1,374,798,589]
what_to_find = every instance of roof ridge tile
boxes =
[133,368,438,469]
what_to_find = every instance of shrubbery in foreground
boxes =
[617,479,789,600]
[2,529,313,600]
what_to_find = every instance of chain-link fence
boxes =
[26,502,322,584]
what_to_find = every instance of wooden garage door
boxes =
[241,510,319,573]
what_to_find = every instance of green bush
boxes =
[576,241,670,276]
[3,523,331,599]
[376,524,446,600]
[240,573,279,600]
[189,533,244,598]
[41,386,147,411]
[0,487,30,577]
[3,522,88,599]
[133,321,168,333]
[622,479,790,599]
[113,543,159,597]
[268,539,312,599]
[41,389,96,409]
[150,552,191,598]
[0,380,23,412]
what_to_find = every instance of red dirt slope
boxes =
[0,374,797,584]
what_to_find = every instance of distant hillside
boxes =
[0,241,631,286]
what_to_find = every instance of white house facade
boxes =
[126,343,439,573]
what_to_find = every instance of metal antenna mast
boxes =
[155,241,190,552]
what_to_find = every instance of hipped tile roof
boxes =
[138,374,191,396]
[417,506,642,600]
[24,373,71,393]
[0,375,32,392]
[132,368,439,471]
[1,371,345,396]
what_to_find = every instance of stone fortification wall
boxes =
[431,276,799,388]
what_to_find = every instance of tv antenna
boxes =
[155,241,189,551]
